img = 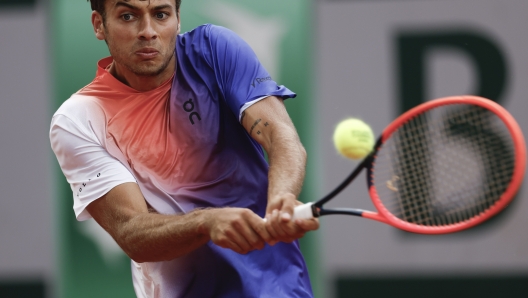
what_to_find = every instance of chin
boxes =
[137,56,173,76]
[131,63,166,77]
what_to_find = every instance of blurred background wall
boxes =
[0,0,54,297]
[1,0,528,297]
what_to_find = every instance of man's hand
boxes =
[264,193,319,245]
[204,208,273,254]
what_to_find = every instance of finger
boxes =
[284,228,306,243]
[214,236,246,254]
[270,209,289,239]
[280,219,304,239]
[232,236,252,254]
[264,213,279,245]
[280,212,292,223]
[279,199,296,222]
[225,224,253,253]
[266,200,282,217]
[270,209,307,244]
[240,213,269,250]
[277,225,301,243]
[228,240,247,254]
[278,200,310,236]
[295,218,320,232]
[233,213,265,251]
[247,215,273,245]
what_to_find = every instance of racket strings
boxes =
[373,104,515,227]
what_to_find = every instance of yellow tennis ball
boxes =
[333,118,375,160]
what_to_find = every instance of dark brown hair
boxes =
[87,0,182,19]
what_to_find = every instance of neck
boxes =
[108,55,176,92]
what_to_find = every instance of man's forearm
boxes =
[113,209,210,263]
[90,192,271,263]
[266,126,307,200]
[240,96,307,206]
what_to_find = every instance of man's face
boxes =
[95,0,180,77]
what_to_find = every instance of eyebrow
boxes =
[114,1,137,10]
[152,4,173,11]
[114,1,174,11]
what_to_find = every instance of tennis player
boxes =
[50,0,318,297]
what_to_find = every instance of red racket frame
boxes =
[362,95,527,234]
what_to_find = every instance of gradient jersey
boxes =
[50,24,313,297]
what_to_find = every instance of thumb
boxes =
[279,194,297,222]
[265,200,281,216]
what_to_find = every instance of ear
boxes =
[92,11,106,40]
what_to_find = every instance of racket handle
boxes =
[293,203,315,220]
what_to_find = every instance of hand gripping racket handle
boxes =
[262,202,317,222]
[292,203,316,220]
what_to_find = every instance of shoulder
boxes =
[51,93,107,143]
[180,24,238,41]
[178,24,247,53]
[54,94,105,125]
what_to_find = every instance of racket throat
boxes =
[319,208,389,223]
[318,208,364,217]
[312,204,321,217]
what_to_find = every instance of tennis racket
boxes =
[294,95,526,234]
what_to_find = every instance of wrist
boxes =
[268,192,296,202]
[194,208,214,237]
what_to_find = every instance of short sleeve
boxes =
[204,25,296,117]
[50,114,136,221]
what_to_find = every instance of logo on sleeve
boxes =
[183,98,202,125]
[77,173,101,197]
[251,76,273,87]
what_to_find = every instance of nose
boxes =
[138,16,158,40]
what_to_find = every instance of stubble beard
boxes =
[124,50,175,77]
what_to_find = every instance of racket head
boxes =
[367,95,526,234]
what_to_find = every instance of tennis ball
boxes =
[333,118,375,160]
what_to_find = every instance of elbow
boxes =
[118,240,165,263]
[123,245,183,263]
[127,251,184,264]
[125,249,162,263]
[114,233,151,263]
[126,250,147,263]
[117,242,146,263]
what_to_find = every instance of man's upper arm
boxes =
[86,182,149,239]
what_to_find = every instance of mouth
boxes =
[135,48,160,59]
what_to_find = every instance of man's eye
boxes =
[155,12,168,19]
[122,13,134,21]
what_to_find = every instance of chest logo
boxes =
[183,98,202,125]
